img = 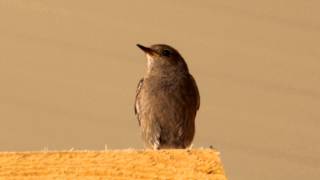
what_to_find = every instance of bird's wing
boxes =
[189,74,200,110]
[134,78,144,126]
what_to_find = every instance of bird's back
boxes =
[135,73,200,149]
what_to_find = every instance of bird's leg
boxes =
[188,143,194,150]
[153,144,158,150]
[153,139,160,150]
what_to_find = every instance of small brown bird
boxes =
[135,44,200,149]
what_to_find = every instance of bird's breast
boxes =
[140,76,193,111]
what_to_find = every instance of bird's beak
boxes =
[136,44,158,56]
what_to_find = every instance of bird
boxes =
[134,44,200,149]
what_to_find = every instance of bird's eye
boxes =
[161,49,171,57]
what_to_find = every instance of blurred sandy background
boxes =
[0,0,319,179]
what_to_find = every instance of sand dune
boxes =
[0,0,319,179]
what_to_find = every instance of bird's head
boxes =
[137,44,189,75]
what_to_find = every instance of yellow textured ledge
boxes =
[0,149,227,180]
